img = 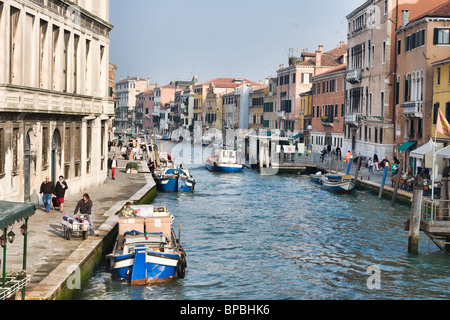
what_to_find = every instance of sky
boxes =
[109,0,365,85]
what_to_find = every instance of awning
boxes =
[398,141,417,151]
[0,201,36,230]
[436,146,450,159]
[410,141,443,159]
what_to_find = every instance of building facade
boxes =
[0,0,113,202]
[310,64,346,153]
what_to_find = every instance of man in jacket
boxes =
[40,176,55,213]
[74,193,98,236]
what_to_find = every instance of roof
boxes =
[297,44,347,68]
[432,56,450,66]
[0,201,36,230]
[198,78,259,88]
[409,0,450,24]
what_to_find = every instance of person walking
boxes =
[54,175,68,213]
[39,176,55,213]
[373,154,380,172]
[74,193,97,236]
[107,156,113,178]
[111,156,118,180]
[368,158,374,174]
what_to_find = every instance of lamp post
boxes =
[1,228,6,288]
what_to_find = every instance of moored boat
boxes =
[320,173,355,193]
[310,171,323,183]
[107,205,187,285]
[154,167,195,192]
[205,150,244,173]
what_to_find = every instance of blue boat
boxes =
[154,167,195,192]
[205,150,244,173]
[108,205,187,285]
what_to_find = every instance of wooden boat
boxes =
[107,205,187,285]
[310,172,323,183]
[320,173,355,193]
[154,167,195,192]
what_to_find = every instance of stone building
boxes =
[0,0,114,203]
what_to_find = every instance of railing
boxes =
[402,101,423,118]
[421,199,450,225]
[346,69,362,83]
[0,274,31,300]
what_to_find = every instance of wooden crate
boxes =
[118,217,145,235]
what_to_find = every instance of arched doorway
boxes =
[51,129,62,184]
[24,131,31,203]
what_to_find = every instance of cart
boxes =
[62,215,90,240]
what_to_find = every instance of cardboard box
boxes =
[118,217,145,235]
[145,216,172,239]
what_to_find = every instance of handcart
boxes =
[62,215,90,240]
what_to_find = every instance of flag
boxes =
[436,108,450,137]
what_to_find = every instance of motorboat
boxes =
[205,150,244,173]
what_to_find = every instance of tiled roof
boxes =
[199,78,259,88]
[298,43,347,67]
[409,0,450,23]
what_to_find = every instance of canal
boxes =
[76,143,450,300]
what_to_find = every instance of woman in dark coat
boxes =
[54,175,68,213]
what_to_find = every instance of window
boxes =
[384,0,388,15]
[434,28,450,45]
[382,41,386,64]
[381,92,385,118]
[406,29,425,51]
[436,67,441,86]
[433,103,440,124]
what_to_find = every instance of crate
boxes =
[145,216,172,239]
[118,216,145,235]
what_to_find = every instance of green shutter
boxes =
[434,28,439,44]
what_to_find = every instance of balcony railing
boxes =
[344,113,362,125]
[346,69,362,84]
[402,101,423,118]
[277,111,286,119]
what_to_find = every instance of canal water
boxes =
[77,143,450,300]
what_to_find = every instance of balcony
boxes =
[152,106,160,116]
[344,113,362,126]
[402,101,423,118]
[277,111,286,119]
[346,69,362,84]
[321,117,334,127]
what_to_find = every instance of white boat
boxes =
[320,173,355,193]
[205,150,244,173]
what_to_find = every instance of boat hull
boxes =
[155,176,195,192]
[113,250,181,285]
[321,180,355,193]
[205,158,244,173]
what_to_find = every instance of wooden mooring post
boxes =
[408,175,423,254]
[391,156,404,207]
[378,165,389,200]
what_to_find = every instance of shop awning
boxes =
[410,141,443,159]
[436,146,450,159]
[398,141,417,151]
[0,201,36,230]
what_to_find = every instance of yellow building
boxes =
[300,90,312,144]
[431,57,450,139]
[205,83,224,131]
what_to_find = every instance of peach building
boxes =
[276,43,347,134]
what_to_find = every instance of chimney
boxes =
[315,45,323,66]
[279,64,284,70]
[402,10,410,28]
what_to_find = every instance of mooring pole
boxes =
[391,157,404,207]
[378,165,389,200]
[353,155,362,185]
[408,175,423,254]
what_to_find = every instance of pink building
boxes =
[276,43,347,133]
[142,90,154,134]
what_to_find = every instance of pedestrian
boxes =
[54,175,68,213]
[327,145,331,155]
[111,156,118,180]
[120,202,136,217]
[74,193,97,236]
[39,176,55,213]
[320,147,327,162]
[345,151,353,165]
[417,158,423,175]
[107,156,113,177]
[335,147,342,161]
[368,158,374,174]
[373,154,380,171]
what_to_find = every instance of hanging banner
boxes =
[283,145,296,153]
[297,143,305,154]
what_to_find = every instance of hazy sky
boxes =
[109,0,365,85]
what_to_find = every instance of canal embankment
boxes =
[16,157,156,300]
